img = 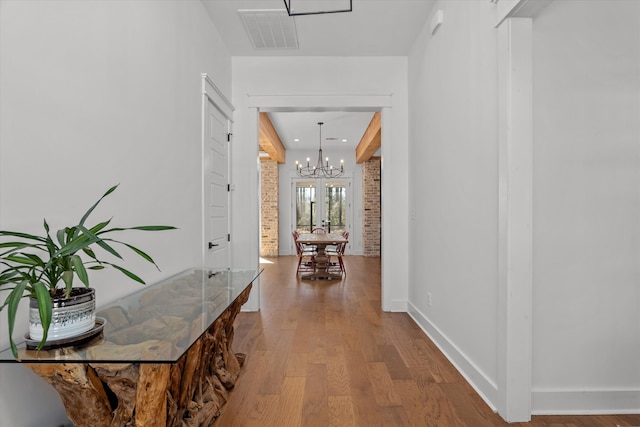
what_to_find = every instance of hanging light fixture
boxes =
[295,122,344,179]
[283,0,352,16]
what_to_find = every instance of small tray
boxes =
[25,317,106,350]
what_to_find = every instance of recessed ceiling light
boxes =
[342,139,348,142]
[294,138,300,142]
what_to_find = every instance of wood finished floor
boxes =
[215,256,640,427]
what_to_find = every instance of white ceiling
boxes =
[268,111,377,151]
[201,0,435,57]
[201,0,435,152]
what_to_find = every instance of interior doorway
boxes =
[257,108,380,262]
[249,93,395,310]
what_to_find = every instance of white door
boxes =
[292,179,351,250]
[204,98,230,270]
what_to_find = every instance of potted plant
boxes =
[0,184,175,357]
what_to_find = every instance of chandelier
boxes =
[295,122,344,179]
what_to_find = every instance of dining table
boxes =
[296,232,348,280]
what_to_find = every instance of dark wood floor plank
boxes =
[378,343,414,380]
[366,361,402,406]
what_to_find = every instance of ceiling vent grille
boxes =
[238,9,298,50]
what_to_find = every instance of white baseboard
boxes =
[385,298,408,312]
[406,304,640,417]
[532,389,640,415]
[407,302,499,413]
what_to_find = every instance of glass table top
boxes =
[0,268,260,364]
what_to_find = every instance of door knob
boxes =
[208,242,219,249]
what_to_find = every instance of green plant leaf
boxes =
[55,233,98,257]
[128,225,177,231]
[0,269,20,284]
[108,263,146,284]
[5,255,40,266]
[43,219,50,234]
[62,270,74,297]
[82,247,98,261]
[78,184,119,229]
[75,225,123,260]
[7,281,27,358]
[65,227,75,244]
[44,232,58,256]
[0,264,30,285]
[0,285,17,310]
[122,243,155,263]
[88,219,112,234]
[0,242,32,249]
[0,243,35,259]
[56,228,66,247]
[70,255,89,287]
[33,282,52,351]
[22,253,46,267]
[121,243,161,270]
[0,231,47,242]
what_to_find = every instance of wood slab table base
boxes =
[25,283,252,427]
[301,253,343,281]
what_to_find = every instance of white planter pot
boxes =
[28,288,96,341]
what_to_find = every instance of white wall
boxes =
[531,0,640,413]
[0,1,231,425]
[232,56,410,310]
[408,0,640,417]
[407,0,500,408]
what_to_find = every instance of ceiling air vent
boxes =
[238,9,299,50]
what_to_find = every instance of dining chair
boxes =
[293,231,316,273]
[311,228,326,234]
[326,242,346,276]
[327,233,347,276]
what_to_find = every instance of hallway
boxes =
[215,256,640,426]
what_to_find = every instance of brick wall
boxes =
[260,159,279,257]
[362,157,381,257]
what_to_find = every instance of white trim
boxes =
[497,17,533,422]
[379,106,393,312]
[408,302,499,413]
[531,389,640,415]
[201,73,235,270]
[249,93,392,110]
[247,93,399,313]
[387,299,407,312]
[202,73,234,118]
[242,107,262,312]
[496,0,553,27]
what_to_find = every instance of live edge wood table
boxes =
[0,268,260,427]
[296,233,348,280]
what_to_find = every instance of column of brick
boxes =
[260,159,279,257]
[362,157,381,257]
